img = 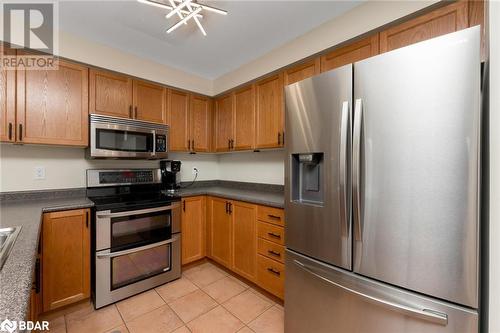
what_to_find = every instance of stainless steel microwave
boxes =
[88,114,168,159]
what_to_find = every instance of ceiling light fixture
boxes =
[137,0,226,36]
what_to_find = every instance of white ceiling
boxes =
[59,1,361,79]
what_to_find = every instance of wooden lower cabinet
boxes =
[231,201,257,281]
[208,197,233,267]
[257,255,285,299]
[181,196,206,265]
[42,209,90,312]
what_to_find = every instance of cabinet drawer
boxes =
[258,238,285,264]
[257,206,285,226]
[257,254,285,299]
[257,222,285,245]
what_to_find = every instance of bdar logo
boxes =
[0,319,17,333]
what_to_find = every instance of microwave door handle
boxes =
[96,203,180,218]
[152,130,156,157]
[96,235,180,259]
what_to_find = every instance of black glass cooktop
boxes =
[87,185,180,212]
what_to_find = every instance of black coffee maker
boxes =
[160,160,181,192]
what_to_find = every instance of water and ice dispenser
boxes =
[290,153,324,206]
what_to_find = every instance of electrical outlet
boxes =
[192,167,198,175]
[34,166,45,180]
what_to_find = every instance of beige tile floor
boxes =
[38,261,284,333]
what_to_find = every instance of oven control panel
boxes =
[87,169,161,187]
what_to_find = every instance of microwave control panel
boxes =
[156,135,167,152]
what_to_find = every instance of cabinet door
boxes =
[168,89,190,151]
[133,80,166,124]
[0,46,15,142]
[255,73,284,149]
[16,59,89,146]
[209,197,232,268]
[181,196,206,265]
[42,209,90,312]
[89,69,133,118]
[233,85,255,150]
[190,94,212,152]
[284,58,321,85]
[321,35,379,73]
[231,201,257,281]
[215,94,234,152]
[379,1,468,53]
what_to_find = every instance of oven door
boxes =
[95,235,181,308]
[90,121,156,159]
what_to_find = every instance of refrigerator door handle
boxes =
[339,101,350,237]
[293,259,448,326]
[353,98,363,241]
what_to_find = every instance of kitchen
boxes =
[0,0,498,332]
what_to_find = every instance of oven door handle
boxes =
[96,203,180,219]
[96,235,180,259]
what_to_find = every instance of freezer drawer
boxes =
[285,250,478,333]
[352,27,481,308]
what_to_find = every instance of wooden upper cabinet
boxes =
[168,89,190,152]
[190,94,212,152]
[285,58,321,85]
[255,73,284,149]
[181,196,206,265]
[0,46,16,142]
[233,85,255,150]
[89,69,132,119]
[379,1,468,53]
[321,35,379,73]
[209,197,232,268]
[215,94,234,152]
[232,201,257,282]
[16,59,89,146]
[42,209,90,312]
[133,80,166,123]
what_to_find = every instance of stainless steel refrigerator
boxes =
[284,27,481,333]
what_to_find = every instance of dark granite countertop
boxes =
[0,181,283,328]
[179,186,284,208]
[0,195,94,328]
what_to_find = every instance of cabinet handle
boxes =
[35,258,41,293]
[192,140,195,151]
[229,202,232,214]
[134,106,138,119]
[8,123,12,141]
[282,131,285,145]
[267,214,281,220]
[230,139,234,149]
[277,132,281,145]
[183,200,186,212]
[268,232,281,239]
[267,267,281,276]
[85,211,89,228]
[268,250,281,257]
[225,201,229,214]
[129,105,132,118]
[228,139,231,150]
[18,124,23,141]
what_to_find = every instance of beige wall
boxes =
[57,31,213,95]
[0,145,219,192]
[489,1,499,332]
[212,0,437,94]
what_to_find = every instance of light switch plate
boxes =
[34,166,45,180]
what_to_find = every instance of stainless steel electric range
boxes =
[86,168,181,309]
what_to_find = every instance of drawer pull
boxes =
[268,232,281,239]
[267,267,281,276]
[268,250,281,257]
[267,214,281,220]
